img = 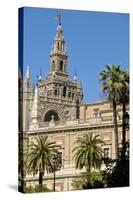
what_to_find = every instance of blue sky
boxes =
[22,7,129,103]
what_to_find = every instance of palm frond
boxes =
[73,132,104,172]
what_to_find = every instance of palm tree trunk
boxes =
[39,171,43,187]
[112,99,119,160]
[122,101,126,161]
[88,165,91,173]
[86,161,91,173]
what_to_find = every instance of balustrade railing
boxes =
[39,116,117,129]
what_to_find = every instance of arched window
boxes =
[72,93,74,99]
[52,60,55,71]
[60,61,63,71]
[68,92,71,98]
[55,90,58,96]
[63,87,66,97]
[57,42,59,50]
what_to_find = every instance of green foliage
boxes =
[99,64,129,187]
[24,185,52,193]
[25,135,61,185]
[26,135,61,175]
[73,133,104,172]
[99,64,124,102]
[114,69,129,106]
[72,171,105,190]
[103,158,129,187]
[24,185,34,193]
[34,185,52,192]
[72,154,129,190]
[99,64,129,160]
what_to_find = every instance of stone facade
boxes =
[18,17,129,192]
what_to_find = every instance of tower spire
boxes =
[49,15,68,78]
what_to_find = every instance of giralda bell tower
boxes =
[38,15,83,123]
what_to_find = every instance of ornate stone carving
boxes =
[41,102,65,121]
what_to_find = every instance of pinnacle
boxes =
[26,65,30,79]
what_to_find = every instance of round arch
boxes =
[44,110,59,122]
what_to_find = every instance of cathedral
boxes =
[18,16,128,192]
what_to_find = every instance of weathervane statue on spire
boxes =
[56,13,61,25]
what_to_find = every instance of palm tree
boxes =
[99,64,122,159]
[73,133,104,172]
[118,70,129,160]
[25,135,61,187]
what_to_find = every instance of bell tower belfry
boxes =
[49,15,68,78]
[36,15,83,123]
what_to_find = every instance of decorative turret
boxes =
[74,73,77,81]
[26,65,30,78]
[18,67,22,81]
[18,67,23,131]
[29,86,41,131]
[23,66,31,131]
[18,67,23,95]
[49,14,68,77]
[24,66,30,92]
[31,83,35,101]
